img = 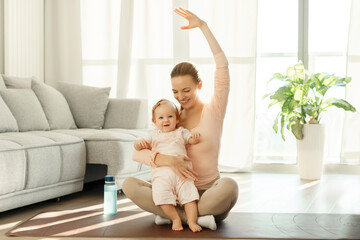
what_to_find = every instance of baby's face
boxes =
[153,104,178,133]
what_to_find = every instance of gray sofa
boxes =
[0,75,151,212]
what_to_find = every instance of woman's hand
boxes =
[170,155,198,181]
[174,8,205,30]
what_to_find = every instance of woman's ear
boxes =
[198,80,203,90]
[152,119,156,124]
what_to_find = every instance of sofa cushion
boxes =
[0,95,19,133]
[52,128,149,141]
[0,89,50,131]
[0,75,6,89]
[52,129,149,179]
[2,75,32,89]
[57,83,111,129]
[0,150,26,195]
[103,98,148,129]
[31,80,77,130]
[0,131,85,190]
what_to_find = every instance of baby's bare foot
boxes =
[172,218,183,231]
[188,222,202,232]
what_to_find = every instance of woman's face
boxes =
[171,75,202,110]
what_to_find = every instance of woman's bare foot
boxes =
[172,218,183,231]
[188,222,202,232]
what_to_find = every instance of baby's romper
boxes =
[147,127,199,206]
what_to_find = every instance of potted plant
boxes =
[264,62,356,180]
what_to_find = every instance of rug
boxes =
[6,210,360,239]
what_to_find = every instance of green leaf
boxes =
[318,86,330,96]
[281,98,291,113]
[266,73,288,87]
[286,114,295,130]
[322,75,337,86]
[280,115,285,141]
[317,73,327,82]
[323,75,352,87]
[294,85,309,101]
[268,99,279,108]
[270,86,292,102]
[286,62,305,83]
[273,114,280,133]
[344,77,352,84]
[308,73,320,89]
[302,104,316,116]
[324,98,356,112]
[316,75,352,96]
[282,97,300,113]
[291,119,304,140]
[271,73,288,81]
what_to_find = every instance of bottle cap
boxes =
[105,175,115,183]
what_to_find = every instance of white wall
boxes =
[4,0,44,81]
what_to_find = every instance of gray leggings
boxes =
[122,176,239,223]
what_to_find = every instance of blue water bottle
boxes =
[104,175,117,215]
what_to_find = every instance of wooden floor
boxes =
[1,172,360,240]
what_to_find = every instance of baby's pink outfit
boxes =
[145,127,199,206]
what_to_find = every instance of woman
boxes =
[122,7,238,224]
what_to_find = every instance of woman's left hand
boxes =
[174,8,205,30]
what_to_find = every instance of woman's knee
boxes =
[122,177,139,198]
[122,177,152,198]
[215,177,238,201]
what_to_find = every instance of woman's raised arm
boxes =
[174,8,229,119]
[174,8,222,56]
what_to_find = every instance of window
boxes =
[80,0,121,97]
[254,0,352,164]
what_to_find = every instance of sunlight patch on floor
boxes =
[0,221,20,231]
[70,203,103,211]
[55,211,152,236]
[17,211,102,232]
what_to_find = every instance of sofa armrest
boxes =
[103,98,148,129]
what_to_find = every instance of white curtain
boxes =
[116,0,134,98]
[3,0,44,80]
[0,0,4,74]
[44,0,83,87]
[342,0,360,163]
[216,1,258,171]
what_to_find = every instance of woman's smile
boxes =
[180,98,190,105]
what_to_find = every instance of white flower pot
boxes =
[296,124,325,180]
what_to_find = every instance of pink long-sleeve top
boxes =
[133,51,230,186]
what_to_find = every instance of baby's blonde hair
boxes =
[152,99,180,121]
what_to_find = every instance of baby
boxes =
[134,99,203,232]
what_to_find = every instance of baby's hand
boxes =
[188,132,200,145]
[134,139,151,151]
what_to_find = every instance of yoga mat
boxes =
[6,210,360,239]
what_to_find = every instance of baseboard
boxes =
[252,163,360,174]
